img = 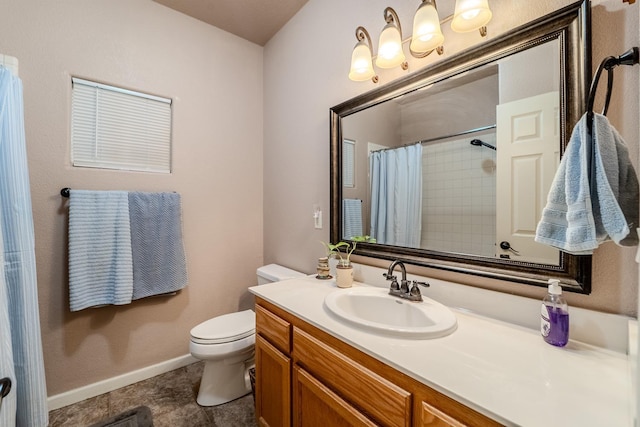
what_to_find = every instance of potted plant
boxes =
[321,241,356,288]
[351,235,376,243]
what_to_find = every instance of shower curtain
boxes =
[0,67,48,426]
[369,143,422,248]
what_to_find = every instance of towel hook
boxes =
[586,55,616,118]
[583,47,639,199]
[60,188,70,198]
[586,47,639,129]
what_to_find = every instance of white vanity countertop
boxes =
[249,277,632,427]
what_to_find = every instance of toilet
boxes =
[189,264,305,406]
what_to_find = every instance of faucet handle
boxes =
[383,273,400,292]
[412,280,430,288]
[409,283,421,295]
[409,282,424,301]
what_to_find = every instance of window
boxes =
[343,139,355,188]
[71,77,172,173]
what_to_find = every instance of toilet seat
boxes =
[190,309,255,345]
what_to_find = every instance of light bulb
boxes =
[410,1,444,55]
[461,9,480,20]
[451,0,492,33]
[349,41,375,81]
[376,23,406,68]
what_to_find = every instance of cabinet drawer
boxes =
[294,327,411,427]
[256,304,291,354]
[294,366,377,427]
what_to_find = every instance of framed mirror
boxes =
[330,1,592,293]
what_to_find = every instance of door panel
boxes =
[496,91,560,265]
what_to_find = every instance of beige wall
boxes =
[0,0,264,395]
[264,0,640,316]
[0,0,637,402]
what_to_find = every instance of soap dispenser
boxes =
[540,279,569,347]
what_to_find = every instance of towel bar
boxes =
[61,188,178,197]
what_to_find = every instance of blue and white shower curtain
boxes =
[369,143,423,248]
[0,66,48,426]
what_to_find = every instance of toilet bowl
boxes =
[190,264,305,406]
[189,310,256,406]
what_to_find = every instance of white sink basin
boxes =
[324,286,457,339]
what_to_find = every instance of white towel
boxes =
[535,113,639,254]
[342,199,363,239]
[68,190,133,311]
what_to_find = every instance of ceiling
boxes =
[153,0,310,46]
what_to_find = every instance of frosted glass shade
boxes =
[375,24,405,69]
[410,2,444,54]
[349,41,375,81]
[451,0,492,33]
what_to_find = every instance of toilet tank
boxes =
[257,264,306,285]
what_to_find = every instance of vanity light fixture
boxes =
[451,0,492,35]
[410,0,445,57]
[348,0,492,82]
[375,7,409,70]
[348,26,379,83]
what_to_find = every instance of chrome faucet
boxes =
[383,260,429,302]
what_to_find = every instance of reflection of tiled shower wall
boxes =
[421,133,496,257]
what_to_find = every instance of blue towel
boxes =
[128,192,187,299]
[68,190,133,311]
[342,198,363,239]
[535,113,638,253]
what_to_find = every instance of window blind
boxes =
[71,77,172,173]
[343,139,355,188]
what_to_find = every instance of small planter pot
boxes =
[335,264,354,288]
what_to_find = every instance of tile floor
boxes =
[48,361,257,427]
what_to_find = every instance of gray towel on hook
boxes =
[535,113,639,253]
[591,113,639,247]
[128,192,188,299]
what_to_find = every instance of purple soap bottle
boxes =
[540,279,569,347]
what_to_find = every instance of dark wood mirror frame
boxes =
[330,1,592,293]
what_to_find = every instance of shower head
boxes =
[470,139,496,150]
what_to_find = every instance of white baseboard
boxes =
[47,354,198,411]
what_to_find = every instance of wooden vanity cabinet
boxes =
[254,298,502,427]
[255,304,292,427]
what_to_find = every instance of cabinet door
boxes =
[256,334,291,427]
[293,366,377,427]
[419,401,467,427]
[294,327,411,426]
